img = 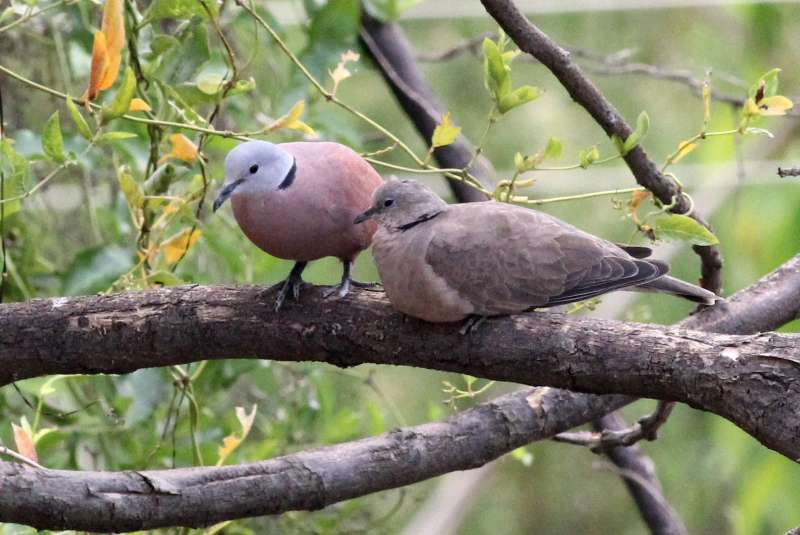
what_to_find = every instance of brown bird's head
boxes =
[354,179,448,231]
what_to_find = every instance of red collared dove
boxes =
[355,179,719,325]
[214,140,382,310]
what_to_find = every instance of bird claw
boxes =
[459,315,487,335]
[274,278,305,311]
[323,278,351,299]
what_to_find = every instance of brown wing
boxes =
[424,203,668,315]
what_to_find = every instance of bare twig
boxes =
[554,401,675,452]
[0,446,46,470]
[778,166,800,177]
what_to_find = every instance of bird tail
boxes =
[636,275,721,305]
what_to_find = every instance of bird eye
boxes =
[249,164,259,174]
[383,198,395,207]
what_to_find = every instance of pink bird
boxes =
[213,140,383,310]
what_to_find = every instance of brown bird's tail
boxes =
[637,275,721,305]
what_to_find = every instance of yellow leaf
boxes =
[128,98,151,112]
[672,139,698,164]
[158,133,199,165]
[161,228,202,264]
[85,31,109,101]
[758,95,794,116]
[329,50,360,94]
[268,100,316,136]
[216,405,257,466]
[98,0,125,91]
[431,112,461,148]
[12,423,37,463]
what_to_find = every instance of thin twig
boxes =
[778,166,800,177]
[554,401,675,452]
[0,446,46,470]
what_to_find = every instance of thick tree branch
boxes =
[359,12,490,203]
[478,0,723,294]
[2,259,800,459]
[1,253,799,531]
[0,388,628,532]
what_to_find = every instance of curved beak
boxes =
[354,207,377,225]
[213,178,245,213]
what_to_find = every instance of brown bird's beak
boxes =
[212,178,245,213]
[354,207,377,224]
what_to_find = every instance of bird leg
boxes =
[323,260,355,299]
[459,315,488,335]
[274,261,308,311]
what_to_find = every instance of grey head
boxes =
[354,179,448,230]
[213,140,296,212]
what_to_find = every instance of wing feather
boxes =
[424,203,668,314]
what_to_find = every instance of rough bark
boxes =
[2,260,800,458]
[0,389,627,531]
[0,253,799,531]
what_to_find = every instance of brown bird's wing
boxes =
[423,203,668,315]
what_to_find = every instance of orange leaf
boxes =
[12,423,38,463]
[98,0,125,91]
[85,31,109,101]
[158,133,199,165]
[128,98,151,112]
[161,228,202,264]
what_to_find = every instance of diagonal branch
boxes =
[478,0,723,294]
[359,12,490,203]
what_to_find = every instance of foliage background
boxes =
[1,0,799,533]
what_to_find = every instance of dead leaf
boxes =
[161,228,202,264]
[12,423,38,463]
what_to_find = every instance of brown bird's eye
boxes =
[249,164,259,174]
[384,198,395,207]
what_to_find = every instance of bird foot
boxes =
[323,278,351,299]
[459,315,487,335]
[274,278,306,311]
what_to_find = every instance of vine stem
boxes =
[520,186,645,205]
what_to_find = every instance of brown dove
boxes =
[214,140,382,310]
[354,179,719,326]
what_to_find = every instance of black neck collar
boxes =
[397,210,442,232]
[277,158,297,190]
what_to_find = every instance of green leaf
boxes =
[66,97,93,141]
[118,167,144,209]
[196,70,226,95]
[749,67,781,99]
[482,38,509,100]
[498,85,540,114]
[144,0,217,22]
[0,139,32,216]
[147,270,184,287]
[61,245,134,296]
[622,111,650,154]
[578,146,600,168]
[543,137,563,160]
[98,131,138,144]
[102,67,137,123]
[309,0,360,46]
[143,164,177,196]
[652,213,719,246]
[42,111,65,163]
[155,20,210,84]
[431,112,461,148]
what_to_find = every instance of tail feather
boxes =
[636,275,721,305]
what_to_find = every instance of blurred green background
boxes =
[1,0,799,533]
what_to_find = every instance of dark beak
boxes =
[213,178,245,213]
[354,207,377,224]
